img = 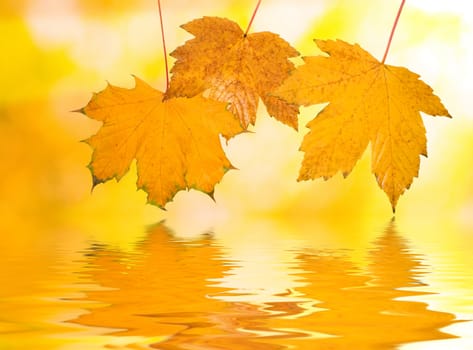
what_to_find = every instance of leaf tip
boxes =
[71,107,86,114]
[296,171,308,182]
[141,187,167,210]
[91,174,104,192]
[86,163,106,192]
[148,198,167,211]
[225,163,239,172]
[80,137,91,146]
[390,195,399,214]
[207,190,216,202]
[131,75,146,87]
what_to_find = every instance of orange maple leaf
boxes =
[166,16,300,130]
[81,77,243,208]
[276,39,450,210]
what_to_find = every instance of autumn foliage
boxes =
[80,5,450,212]
[166,17,299,129]
[83,78,242,208]
[275,39,450,209]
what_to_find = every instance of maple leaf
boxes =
[81,77,243,208]
[275,39,450,210]
[166,16,300,130]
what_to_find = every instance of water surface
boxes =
[1,220,472,349]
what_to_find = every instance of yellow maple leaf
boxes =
[276,39,450,210]
[166,16,299,130]
[81,77,243,208]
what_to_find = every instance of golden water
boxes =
[1,219,473,350]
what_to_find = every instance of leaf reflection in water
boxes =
[260,220,457,349]
[71,224,278,349]
[69,221,457,349]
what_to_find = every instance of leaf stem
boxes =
[244,0,262,36]
[381,0,406,64]
[157,0,169,89]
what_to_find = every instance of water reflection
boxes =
[262,220,457,349]
[69,221,457,349]
[71,224,279,349]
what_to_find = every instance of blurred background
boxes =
[1,1,473,349]
[1,0,472,236]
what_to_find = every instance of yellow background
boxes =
[1,0,472,233]
[1,1,473,348]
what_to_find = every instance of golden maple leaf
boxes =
[166,16,300,130]
[275,39,450,210]
[81,77,242,208]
